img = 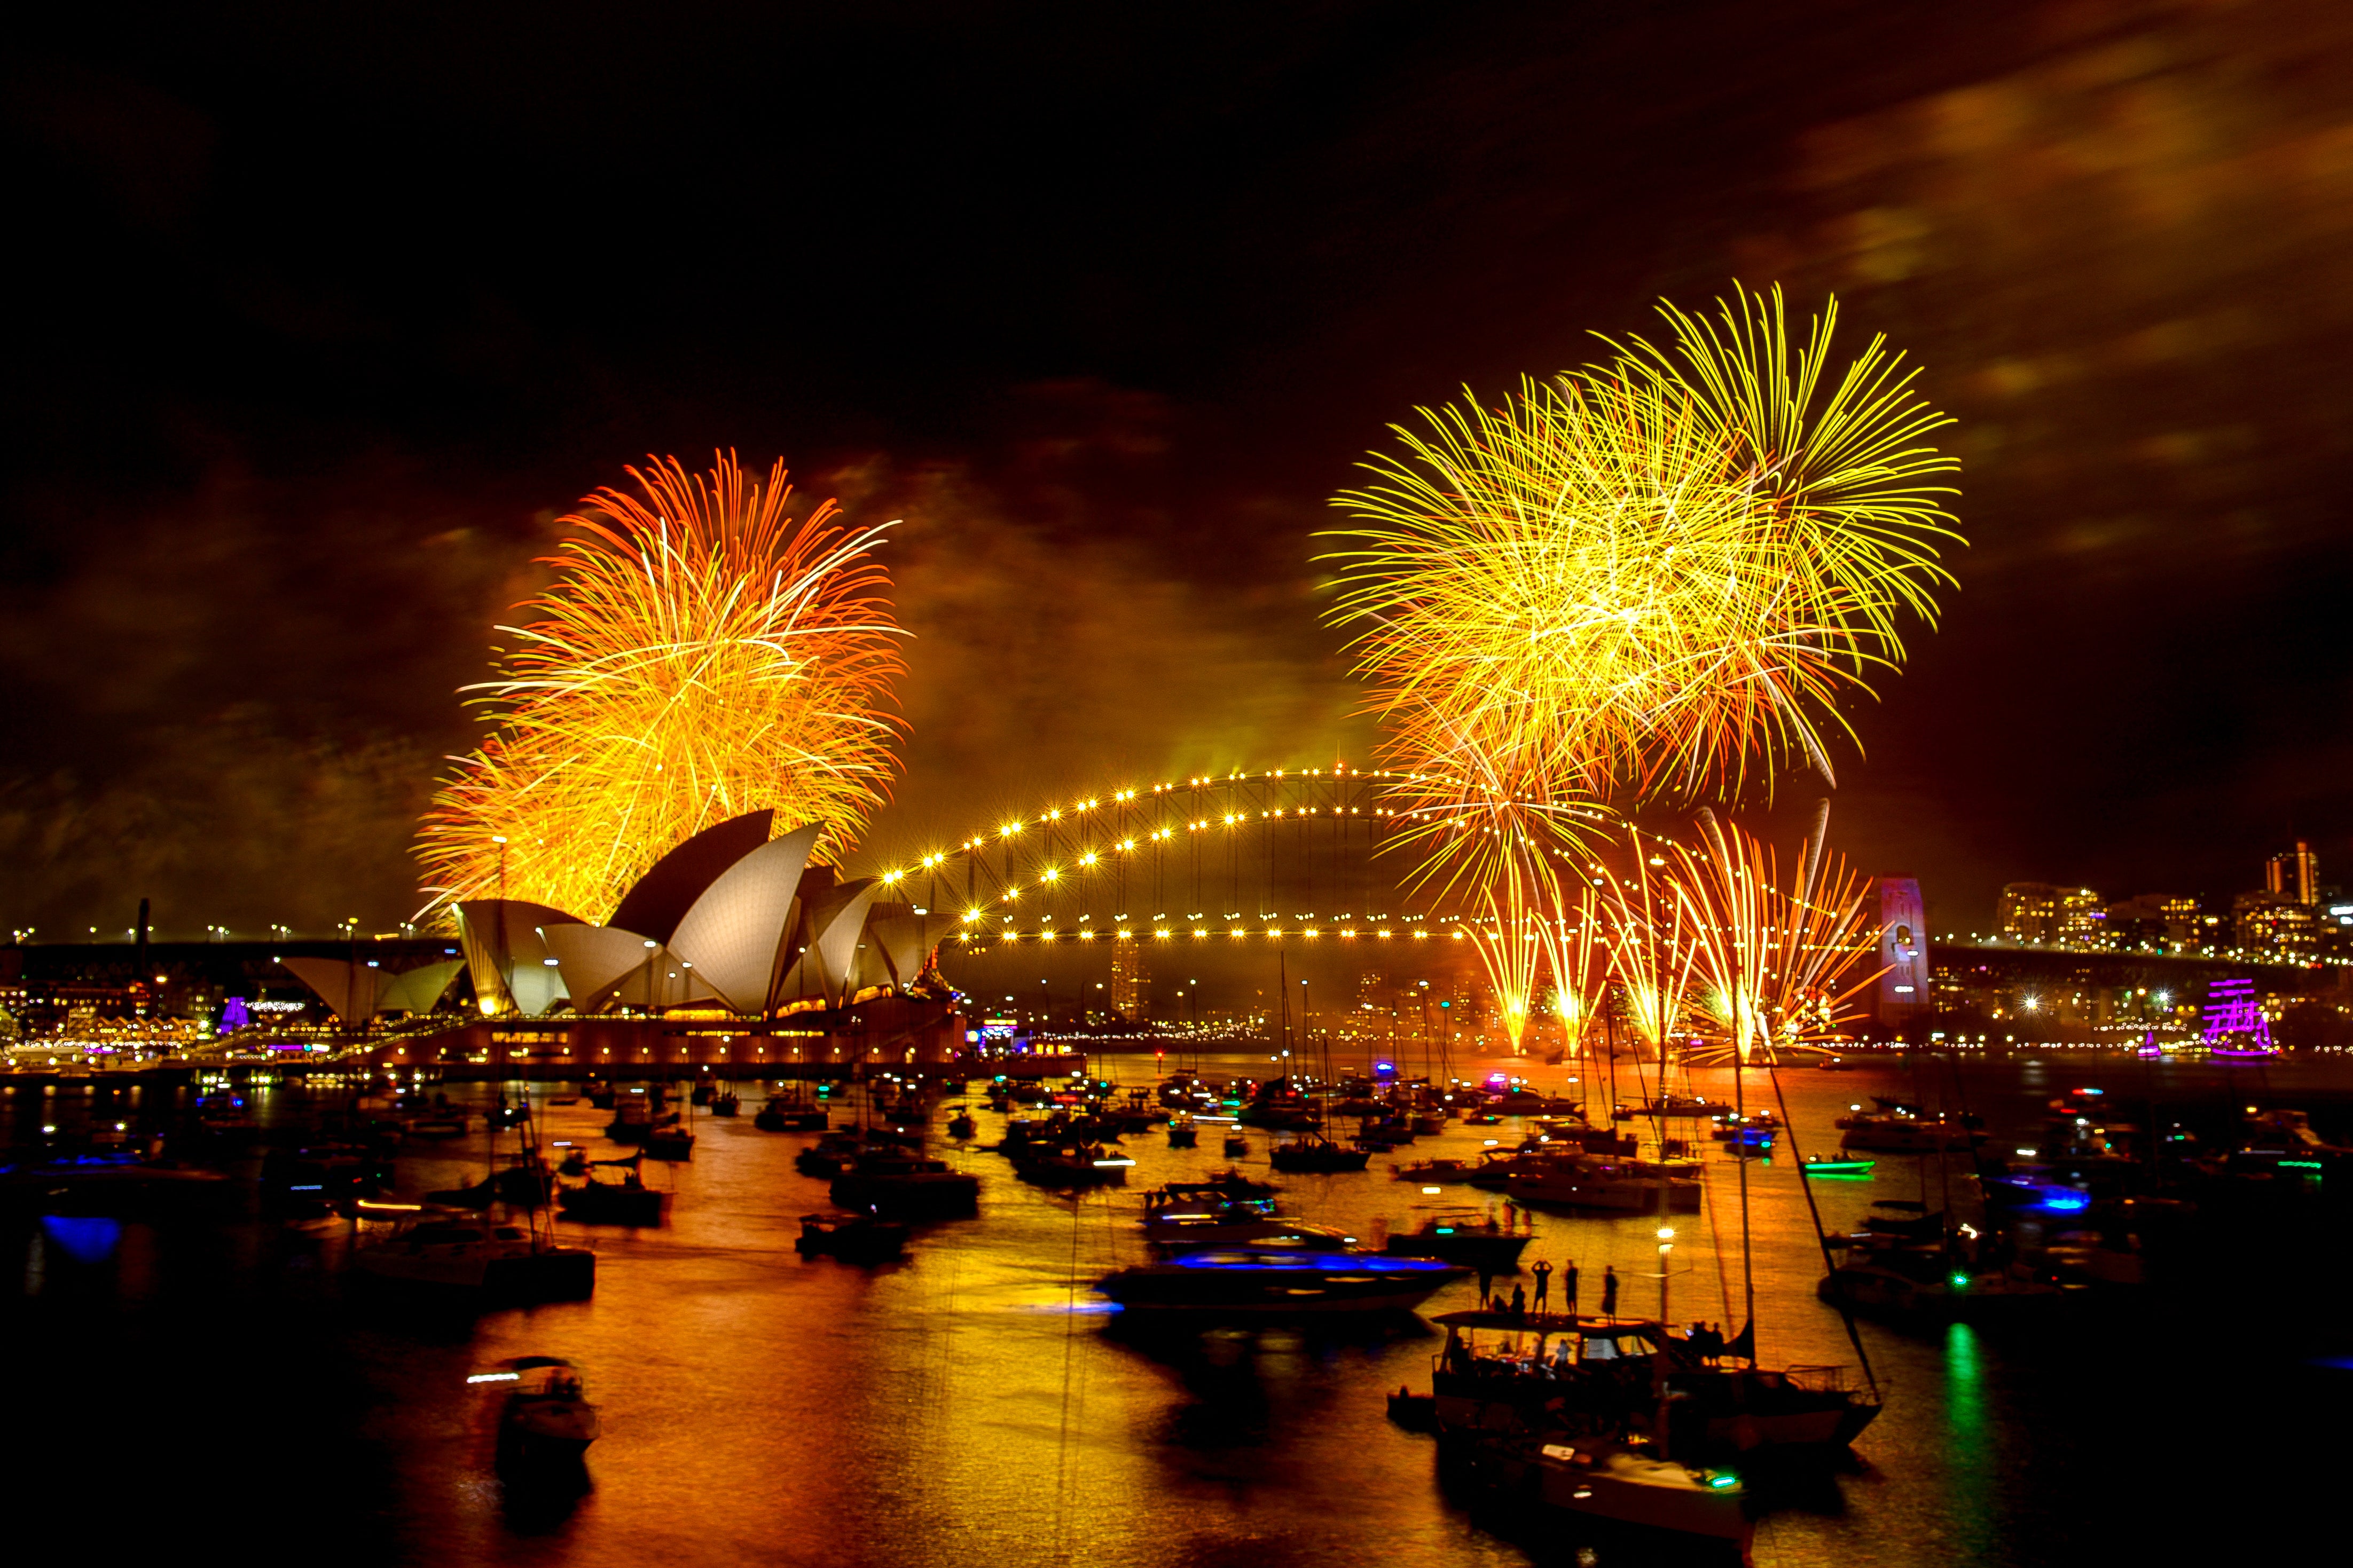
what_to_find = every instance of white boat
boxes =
[1532,1439,1751,1557]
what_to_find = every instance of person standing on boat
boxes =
[1509,1282,1527,1319]
[1601,1265,1618,1317]
[1561,1259,1580,1316]
[1531,1257,1553,1313]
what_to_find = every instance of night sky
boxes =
[5,0,2350,938]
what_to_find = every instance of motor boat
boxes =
[1095,1248,1467,1317]
[1166,1112,1198,1149]
[1526,1439,1751,1557]
[755,1093,830,1133]
[1382,1210,1531,1273]
[1268,1134,1372,1174]
[1141,1180,1354,1250]
[482,1357,600,1472]
[557,1154,668,1226]
[1011,1139,1133,1187]
[795,1211,911,1263]
[1503,1153,1702,1214]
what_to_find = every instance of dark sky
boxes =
[4,0,2350,939]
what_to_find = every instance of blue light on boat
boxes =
[1171,1252,1452,1272]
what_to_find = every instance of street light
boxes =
[1657,1226,1676,1328]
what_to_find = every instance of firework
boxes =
[1674,808,1884,1064]
[417,453,906,921]
[1324,284,1962,844]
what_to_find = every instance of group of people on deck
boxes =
[1483,1256,1622,1320]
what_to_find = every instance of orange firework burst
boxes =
[1673,807,1884,1063]
[416,453,906,921]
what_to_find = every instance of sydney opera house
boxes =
[282,811,960,1073]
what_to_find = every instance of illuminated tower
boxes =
[2266,840,2318,906]
[1109,939,1150,1022]
[1876,876,1931,1027]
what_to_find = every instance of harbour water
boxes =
[9,1050,2352,1565]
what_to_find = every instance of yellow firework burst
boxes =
[415,453,906,921]
[1324,283,1962,846]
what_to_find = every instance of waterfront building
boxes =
[2235,892,2319,957]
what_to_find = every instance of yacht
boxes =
[1095,1248,1467,1317]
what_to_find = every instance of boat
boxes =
[1800,1154,1875,1177]
[796,1131,903,1176]
[1166,1112,1198,1149]
[1427,1311,1878,1464]
[1094,1248,1468,1318]
[1391,1157,1480,1183]
[1223,1133,1250,1158]
[711,1091,740,1118]
[1610,1093,1722,1121]
[1836,1097,1983,1153]
[483,1357,601,1472]
[1011,1139,1133,1187]
[756,1093,830,1133]
[1142,1180,1355,1249]
[1268,1134,1372,1174]
[352,1209,595,1296]
[691,1082,716,1107]
[605,1097,654,1144]
[1818,1221,2069,1327]
[795,1211,911,1263]
[407,1113,470,1140]
[1522,1439,1751,1556]
[946,1109,977,1140]
[557,1153,668,1226]
[1503,1153,1703,1214]
[644,1124,696,1161]
[584,1080,617,1110]
[829,1155,980,1217]
[1382,1210,1530,1274]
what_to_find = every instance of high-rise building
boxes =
[2104,893,2201,949]
[1109,939,1149,1021]
[1997,883,2104,944]
[2265,840,2319,906]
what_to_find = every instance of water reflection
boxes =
[5,1051,2352,1565]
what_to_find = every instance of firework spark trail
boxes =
[1674,812,1885,1062]
[416,453,906,921]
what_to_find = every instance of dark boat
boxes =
[1383,1212,1531,1274]
[1268,1134,1372,1174]
[946,1110,977,1140]
[1166,1113,1199,1149]
[557,1154,668,1226]
[794,1211,911,1263]
[1095,1248,1466,1317]
[829,1155,980,1217]
[712,1092,740,1118]
[487,1357,600,1472]
[1011,1139,1133,1187]
[644,1125,696,1161]
[756,1093,830,1132]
